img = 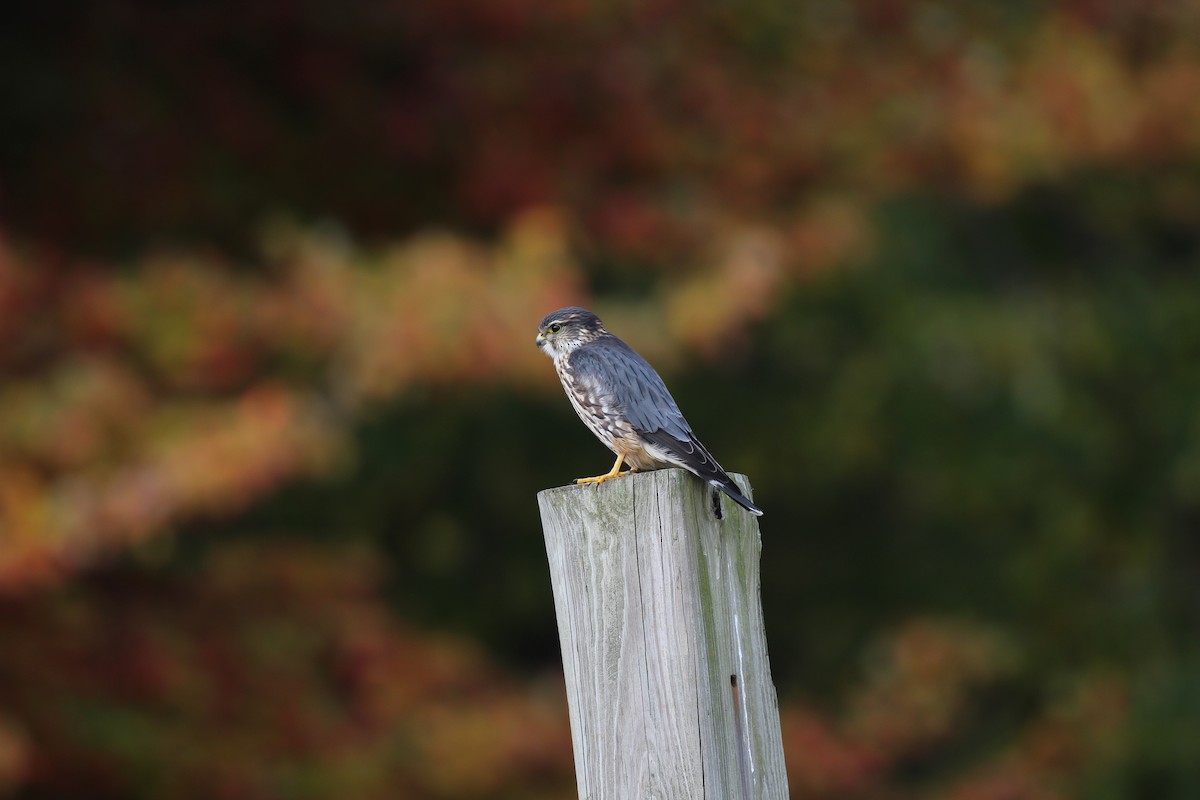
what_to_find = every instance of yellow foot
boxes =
[575,453,634,485]
[575,469,633,485]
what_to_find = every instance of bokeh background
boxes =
[2,1,1200,797]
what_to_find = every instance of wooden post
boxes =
[537,468,788,799]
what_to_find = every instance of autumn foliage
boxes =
[2,1,1199,797]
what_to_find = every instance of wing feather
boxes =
[568,335,764,516]
[566,336,691,440]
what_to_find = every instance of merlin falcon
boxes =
[536,306,763,516]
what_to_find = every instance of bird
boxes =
[535,306,763,516]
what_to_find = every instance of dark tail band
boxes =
[710,478,764,517]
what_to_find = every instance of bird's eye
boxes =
[548,323,562,333]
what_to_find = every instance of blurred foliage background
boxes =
[2,1,1199,797]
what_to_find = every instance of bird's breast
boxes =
[553,354,639,451]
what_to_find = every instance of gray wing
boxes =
[567,336,692,440]
[569,336,763,516]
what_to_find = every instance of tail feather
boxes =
[640,429,764,517]
[709,478,764,516]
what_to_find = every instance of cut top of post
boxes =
[537,468,787,800]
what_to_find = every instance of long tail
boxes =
[708,476,764,517]
[641,430,764,517]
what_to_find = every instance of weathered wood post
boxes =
[537,468,788,799]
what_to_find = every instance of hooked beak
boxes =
[535,332,547,348]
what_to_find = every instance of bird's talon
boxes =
[574,469,632,486]
[573,453,632,486]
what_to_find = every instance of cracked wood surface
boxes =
[538,468,787,800]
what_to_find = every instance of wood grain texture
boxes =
[538,468,787,800]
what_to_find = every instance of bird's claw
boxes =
[575,469,633,485]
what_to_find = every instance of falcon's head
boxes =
[535,307,607,359]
